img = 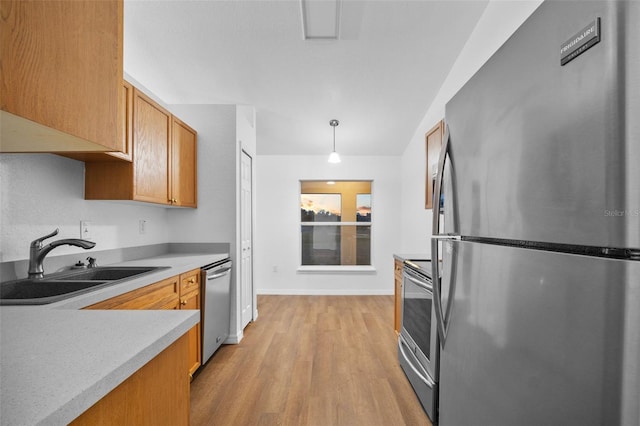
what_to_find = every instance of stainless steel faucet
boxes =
[28,229,96,279]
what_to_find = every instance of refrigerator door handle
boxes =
[431,234,461,241]
[431,124,451,347]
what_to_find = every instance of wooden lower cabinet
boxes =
[70,334,190,426]
[179,269,202,377]
[85,268,202,378]
[85,276,179,310]
[394,259,403,334]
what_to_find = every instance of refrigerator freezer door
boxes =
[438,241,640,426]
[445,1,640,249]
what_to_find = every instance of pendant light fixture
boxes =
[328,119,341,163]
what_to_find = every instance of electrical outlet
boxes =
[80,221,92,240]
[139,220,146,235]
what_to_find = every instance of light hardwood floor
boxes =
[190,295,432,426]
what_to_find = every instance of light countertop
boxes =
[393,253,430,262]
[0,251,228,426]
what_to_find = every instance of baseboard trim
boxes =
[224,330,244,344]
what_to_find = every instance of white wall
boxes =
[166,104,237,244]
[0,104,244,266]
[400,0,543,255]
[168,103,258,342]
[255,155,401,295]
[0,154,170,263]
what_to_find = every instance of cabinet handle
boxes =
[188,278,195,284]
[180,300,187,305]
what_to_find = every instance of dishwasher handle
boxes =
[205,266,232,280]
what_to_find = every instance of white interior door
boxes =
[240,150,253,329]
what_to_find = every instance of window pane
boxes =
[301,225,371,266]
[300,194,341,222]
[356,194,371,222]
[355,226,371,265]
[301,225,341,265]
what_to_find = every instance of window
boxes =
[300,180,372,268]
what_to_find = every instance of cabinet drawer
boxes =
[179,269,200,295]
[85,276,179,310]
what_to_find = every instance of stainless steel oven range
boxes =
[398,259,438,424]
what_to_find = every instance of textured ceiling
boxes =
[124,0,488,156]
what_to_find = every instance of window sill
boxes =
[297,265,377,274]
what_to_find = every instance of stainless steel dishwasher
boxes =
[201,259,232,364]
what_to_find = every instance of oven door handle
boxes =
[402,271,433,292]
[398,336,435,387]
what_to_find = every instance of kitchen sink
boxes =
[1,280,110,301]
[0,266,167,305]
[55,267,159,281]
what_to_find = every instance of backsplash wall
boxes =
[0,154,170,263]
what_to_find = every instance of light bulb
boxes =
[328,151,341,163]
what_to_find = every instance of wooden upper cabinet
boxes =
[425,120,445,209]
[0,0,124,153]
[133,89,171,204]
[112,80,134,161]
[61,80,133,162]
[171,117,198,208]
[85,84,197,207]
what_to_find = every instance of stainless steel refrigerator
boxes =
[431,1,640,425]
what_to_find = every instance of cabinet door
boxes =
[106,80,133,161]
[61,80,132,162]
[171,117,198,207]
[133,89,171,204]
[179,269,201,377]
[69,334,189,426]
[180,289,202,377]
[425,120,444,209]
[0,0,123,152]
